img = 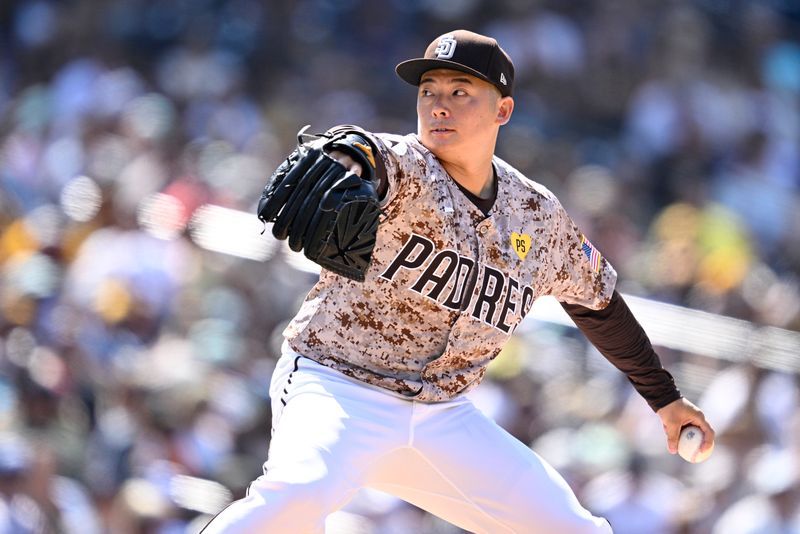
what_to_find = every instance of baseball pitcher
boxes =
[202,29,715,533]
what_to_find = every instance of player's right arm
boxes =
[560,291,681,412]
[561,291,716,458]
[530,189,715,456]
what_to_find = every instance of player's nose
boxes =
[430,97,450,118]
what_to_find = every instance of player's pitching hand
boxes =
[656,397,715,457]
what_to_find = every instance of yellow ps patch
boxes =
[511,232,531,260]
[353,142,376,168]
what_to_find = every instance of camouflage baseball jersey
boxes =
[284,132,617,402]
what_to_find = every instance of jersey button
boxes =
[479,226,488,235]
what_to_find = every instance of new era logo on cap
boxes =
[395,29,515,97]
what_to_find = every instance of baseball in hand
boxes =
[678,425,713,463]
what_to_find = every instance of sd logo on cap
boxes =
[396,29,515,97]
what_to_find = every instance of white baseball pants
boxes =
[202,348,612,534]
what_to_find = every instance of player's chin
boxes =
[420,132,457,152]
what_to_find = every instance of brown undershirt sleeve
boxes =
[559,290,682,412]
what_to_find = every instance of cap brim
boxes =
[395,58,494,89]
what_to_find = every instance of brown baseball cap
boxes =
[396,29,515,97]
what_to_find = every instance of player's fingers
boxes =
[328,150,363,177]
[657,398,684,454]
[678,399,715,453]
[694,418,716,453]
[667,399,716,455]
[664,421,681,454]
[658,397,711,455]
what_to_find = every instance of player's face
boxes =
[416,69,513,161]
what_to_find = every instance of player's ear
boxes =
[497,96,514,125]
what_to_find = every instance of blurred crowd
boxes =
[0,0,799,532]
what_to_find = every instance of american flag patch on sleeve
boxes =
[580,235,602,273]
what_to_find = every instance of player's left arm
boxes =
[322,124,389,199]
[561,292,716,457]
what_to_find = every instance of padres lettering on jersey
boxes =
[380,233,535,333]
[284,132,617,402]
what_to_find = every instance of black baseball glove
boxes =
[257,126,382,281]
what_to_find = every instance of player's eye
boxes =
[453,89,467,96]
[420,88,433,96]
